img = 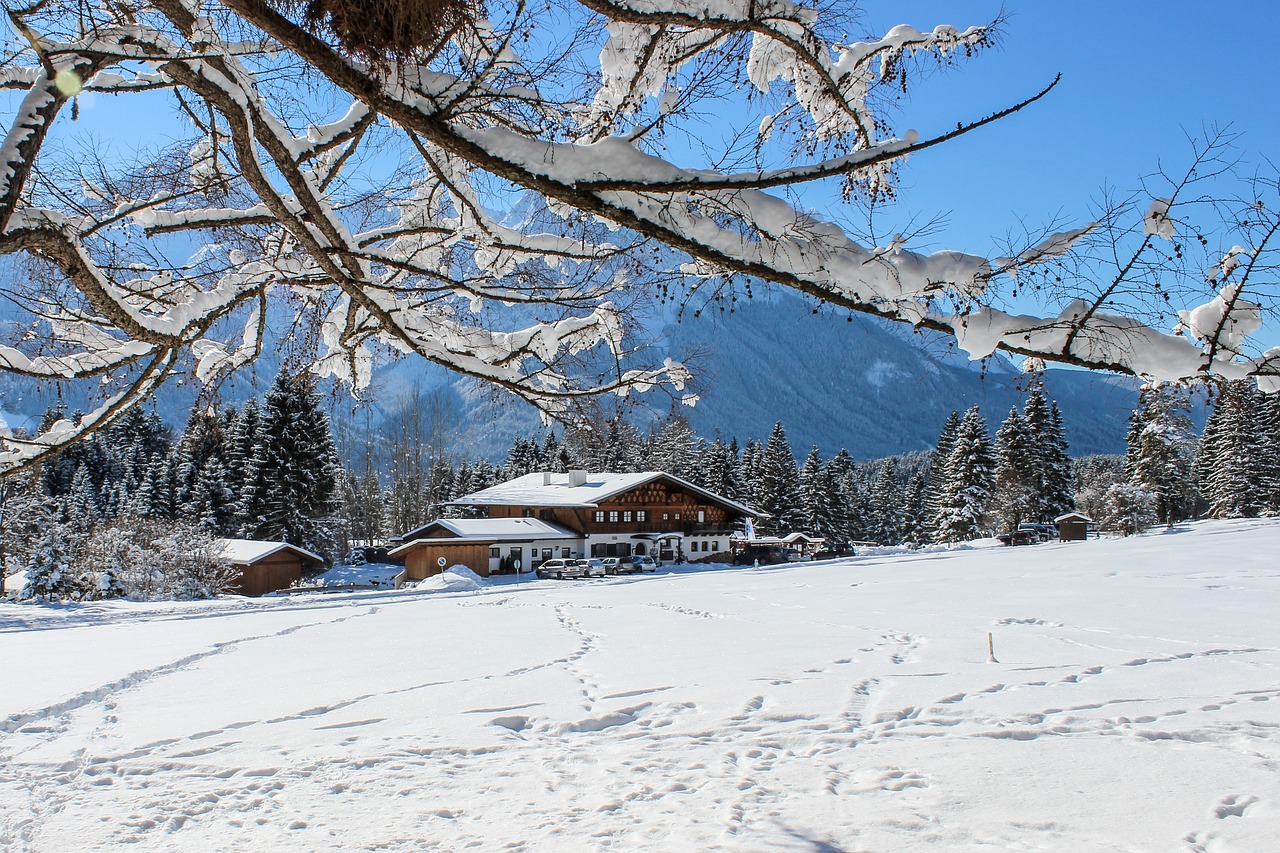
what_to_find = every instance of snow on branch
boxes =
[0,0,1277,473]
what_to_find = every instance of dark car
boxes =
[1003,525,1034,545]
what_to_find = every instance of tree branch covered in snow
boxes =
[0,0,1277,471]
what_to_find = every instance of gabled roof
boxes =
[448,471,758,517]
[391,517,579,556]
[215,538,323,566]
[1054,512,1095,523]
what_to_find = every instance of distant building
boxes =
[216,539,324,596]
[392,470,758,579]
[1054,512,1094,542]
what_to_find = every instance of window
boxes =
[594,511,605,522]
[712,541,719,552]
[697,510,705,523]
[523,509,534,517]
[540,509,554,521]
[662,512,669,521]
[637,510,647,522]
[542,548,552,560]
[674,512,681,521]
[609,511,619,522]
[622,511,633,522]
[701,541,709,552]
[489,547,501,559]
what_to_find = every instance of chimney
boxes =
[543,472,553,485]
[568,469,587,487]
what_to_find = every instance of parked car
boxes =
[733,546,792,566]
[578,558,607,577]
[536,559,586,579]
[1003,529,1035,546]
[617,555,658,573]
[1018,523,1054,543]
[600,557,622,575]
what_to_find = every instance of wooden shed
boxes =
[1054,512,1094,542]
[216,539,325,596]
[390,537,496,581]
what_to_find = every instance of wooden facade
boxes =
[401,538,496,580]
[1055,513,1092,542]
[483,478,739,539]
[229,552,309,597]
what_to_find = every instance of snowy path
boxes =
[3,519,1280,850]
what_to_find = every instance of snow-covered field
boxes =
[3,520,1279,851]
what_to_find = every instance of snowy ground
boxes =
[2,519,1279,851]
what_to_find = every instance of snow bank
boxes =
[412,565,491,593]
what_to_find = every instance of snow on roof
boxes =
[449,470,758,516]
[215,538,323,565]
[390,518,579,557]
[1054,512,1095,523]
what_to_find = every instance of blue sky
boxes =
[848,2,1280,254]
[57,2,1279,255]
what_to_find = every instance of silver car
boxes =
[536,559,586,579]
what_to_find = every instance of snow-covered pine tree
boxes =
[225,401,260,487]
[1020,383,1056,521]
[869,457,903,545]
[700,437,745,502]
[1040,401,1075,520]
[756,422,804,537]
[992,407,1038,533]
[237,372,342,560]
[900,472,929,546]
[644,410,701,480]
[20,523,75,601]
[799,446,832,538]
[1199,380,1266,518]
[821,450,859,544]
[1257,392,1280,514]
[933,406,996,543]
[1126,386,1198,525]
[922,411,962,543]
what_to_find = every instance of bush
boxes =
[1100,484,1159,536]
[15,516,238,602]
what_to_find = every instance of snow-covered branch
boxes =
[0,0,1277,473]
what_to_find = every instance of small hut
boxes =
[1054,512,1093,542]
[217,539,324,596]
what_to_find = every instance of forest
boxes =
[5,371,1277,602]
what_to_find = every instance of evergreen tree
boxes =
[1127,386,1198,525]
[237,372,342,559]
[1199,380,1265,518]
[20,523,75,600]
[900,472,929,545]
[934,406,995,543]
[646,410,701,479]
[992,407,1038,532]
[701,437,745,503]
[1040,401,1075,519]
[869,457,903,544]
[798,446,832,538]
[755,422,804,536]
[922,410,962,543]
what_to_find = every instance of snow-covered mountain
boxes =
[0,289,1148,461]
[659,294,1145,458]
